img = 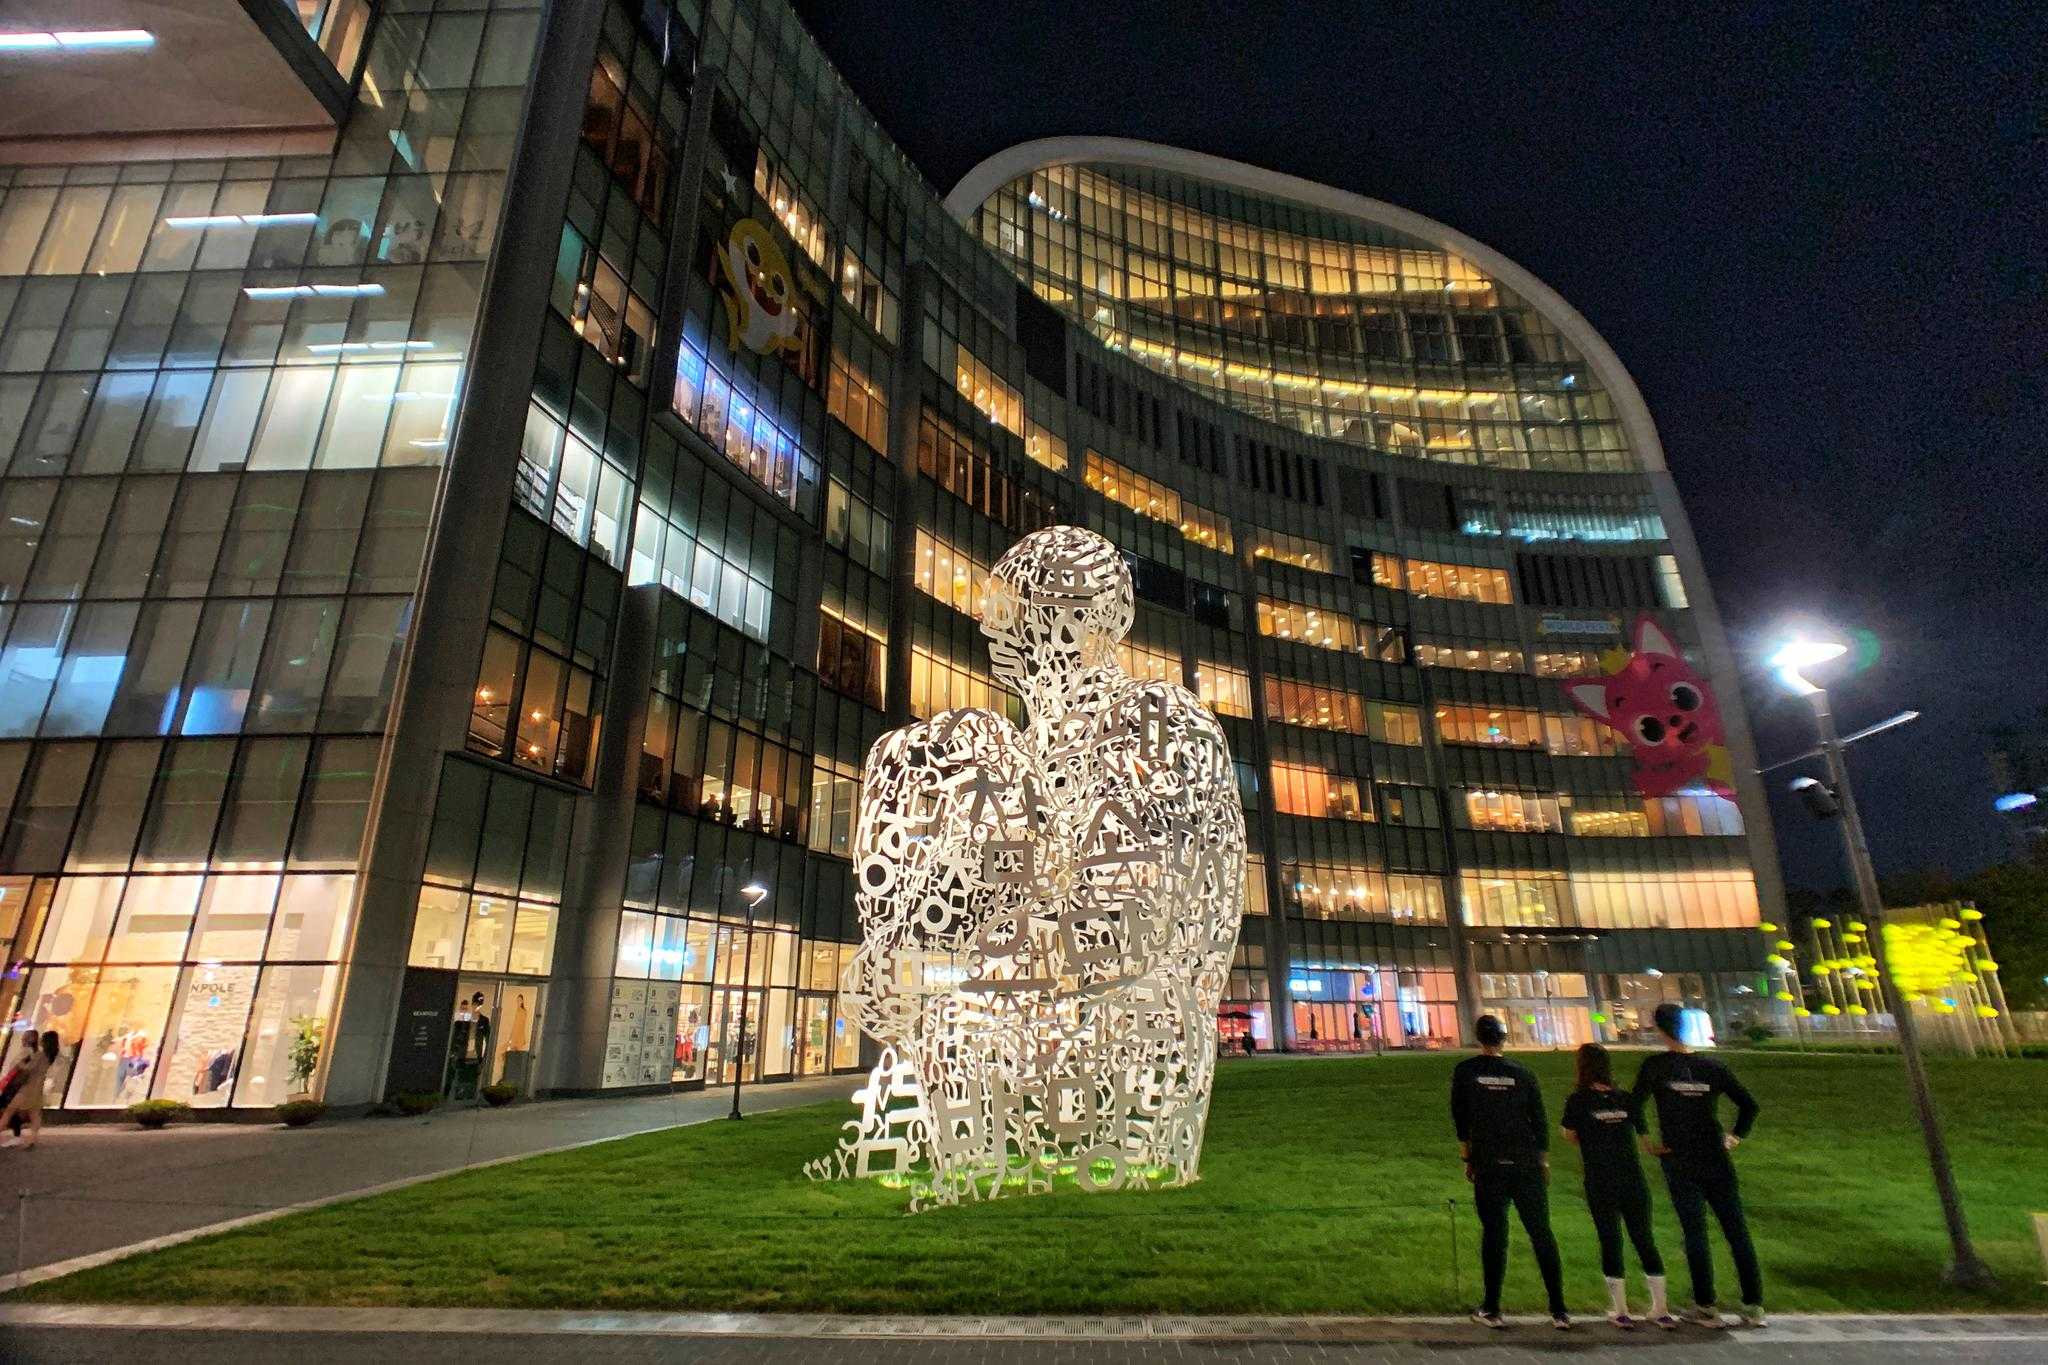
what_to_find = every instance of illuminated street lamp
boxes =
[730,881,768,1120]
[1770,630,1995,1290]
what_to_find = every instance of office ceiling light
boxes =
[243,283,385,300]
[166,213,319,230]
[306,340,434,354]
[0,29,155,51]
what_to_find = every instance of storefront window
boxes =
[153,963,259,1108]
[234,964,340,1108]
[64,965,179,1108]
[408,886,468,969]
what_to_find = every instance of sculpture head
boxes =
[981,527,1134,710]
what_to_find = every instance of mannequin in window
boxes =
[468,992,492,1063]
[509,996,530,1053]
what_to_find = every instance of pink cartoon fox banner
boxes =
[1562,614,1735,800]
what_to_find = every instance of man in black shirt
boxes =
[1631,1001,1764,1327]
[1450,1015,1570,1330]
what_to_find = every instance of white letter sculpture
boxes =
[806,526,1246,1210]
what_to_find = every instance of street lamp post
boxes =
[1771,638,1996,1290]
[729,881,767,1120]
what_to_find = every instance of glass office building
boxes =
[0,0,1779,1114]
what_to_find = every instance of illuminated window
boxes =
[826,343,889,455]
[1567,794,1744,838]
[1532,649,1601,677]
[1269,760,1369,822]
[1086,449,1179,523]
[1414,638,1525,673]
[1462,868,1759,930]
[1283,862,1446,924]
[1655,554,1690,608]
[754,150,827,268]
[1406,557,1513,604]
[1195,660,1252,718]
[1179,501,1234,555]
[913,530,992,620]
[1118,639,1181,683]
[910,646,1017,721]
[1024,418,1067,472]
[1463,789,1565,834]
[673,338,818,513]
[1263,677,1366,734]
[1255,596,1358,652]
[838,243,898,341]
[1248,528,1333,573]
[1366,701,1422,745]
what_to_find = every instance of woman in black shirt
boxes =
[1561,1043,1674,1330]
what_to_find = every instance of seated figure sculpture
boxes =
[806,526,1246,1210]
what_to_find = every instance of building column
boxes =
[541,584,662,1093]
[1233,555,1297,1052]
[883,264,931,731]
[320,0,606,1106]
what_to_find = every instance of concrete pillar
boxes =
[320,0,606,1106]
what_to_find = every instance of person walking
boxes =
[1632,1001,1764,1328]
[1561,1042,1675,1330]
[1451,1014,1571,1330]
[0,1030,60,1150]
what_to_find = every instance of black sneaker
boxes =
[1553,1313,1575,1331]
[1471,1309,1507,1330]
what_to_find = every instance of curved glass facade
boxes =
[972,161,1635,475]
[0,0,1780,1114]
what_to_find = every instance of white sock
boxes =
[1606,1277,1629,1316]
[1648,1275,1669,1317]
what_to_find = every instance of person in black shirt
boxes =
[1561,1043,1673,1330]
[1450,1014,1570,1330]
[1631,1001,1764,1328]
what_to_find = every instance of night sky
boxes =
[793,1,2047,892]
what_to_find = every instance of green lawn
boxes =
[13,1051,2048,1315]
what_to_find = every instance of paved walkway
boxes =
[0,1075,858,1287]
[3,1307,2046,1363]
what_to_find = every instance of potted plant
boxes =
[480,1082,518,1107]
[393,1090,441,1116]
[127,1099,190,1130]
[277,1099,327,1128]
[287,1015,325,1097]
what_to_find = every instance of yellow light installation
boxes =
[1880,902,2018,1057]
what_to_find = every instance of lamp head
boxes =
[1768,637,1847,696]
[740,882,768,905]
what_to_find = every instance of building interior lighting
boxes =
[0,29,155,51]
[306,340,434,354]
[243,283,386,300]
[165,213,318,230]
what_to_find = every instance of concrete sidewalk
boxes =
[0,1075,858,1287]
[3,1306,2047,1365]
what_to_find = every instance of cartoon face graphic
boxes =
[1564,615,1734,799]
[716,219,801,356]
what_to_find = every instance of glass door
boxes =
[796,994,831,1075]
[708,986,763,1085]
